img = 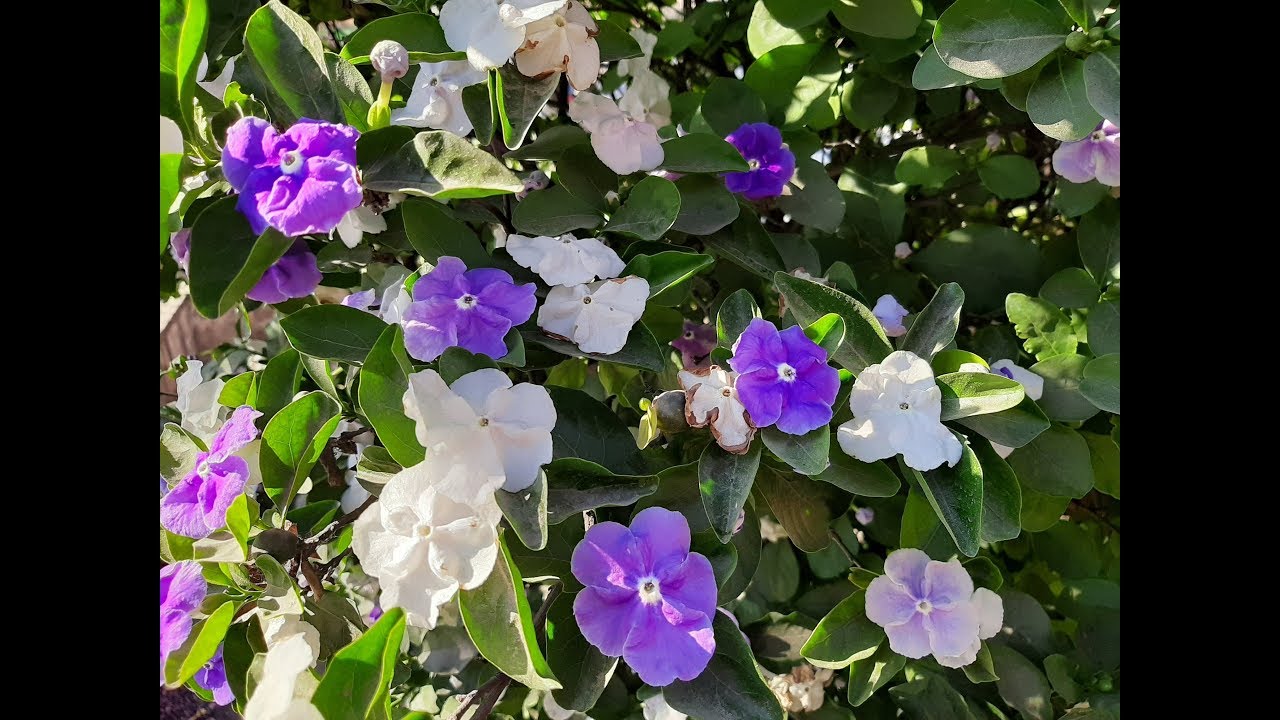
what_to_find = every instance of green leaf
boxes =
[747,0,823,59]
[912,44,979,90]
[504,126,590,162]
[359,325,425,467]
[547,387,649,475]
[458,534,561,690]
[915,224,1041,314]
[778,158,846,233]
[1043,654,1084,705]
[895,145,962,188]
[1040,267,1098,308]
[260,391,342,511]
[339,12,451,59]
[400,198,490,268]
[931,350,987,375]
[815,447,900,497]
[311,607,407,720]
[801,590,884,669]
[512,185,603,236]
[661,133,751,173]
[979,155,1042,199]
[496,64,559,150]
[281,304,388,364]
[463,78,496,146]
[704,212,786,279]
[746,44,842,127]
[438,346,499,384]
[847,642,906,706]
[362,130,524,199]
[1053,179,1108,217]
[605,176,681,242]
[761,426,830,476]
[325,52,372,131]
[1084,431,1119,498]
[161,154,181,253]
[496,471,548,551]
[934,0,1066,80]
[673,175,742,235]
[1058,0,1109,26]
[773,271,892,374]
[962,641,1000,683]
[1006,293,1078,361]
[955,396,1051,449]
[1106,6,1121,38]
[1007,423,1094,497]
[699,441,763,543]
[841,70,901,129]
[803,313,846,357]
[188,197,293,319]
[623,251,714,299]
[1079,353,1119,414]
[755,463,838,552]
[235,0,341,126]
[700,77,769,137]
[721,500,763,601]
[665,612,785,720]
[938,372,1025,420]
[255,348,303,423]
[971,439,1023,543]
[160,423,204,485]
[1088,299,1120,357]
[164,599,234,687]
[160,0,209,132]
[890,674,978,719]
[1083,46,1119,126]
[755,540,801,603]
[901,282,963,361]
[716,289,763,349]
[655,21,698,59]
[901,437,984,557]
[1031,353,1097,422]
[546,590,618,712]
[1078,198,1120,286]
[544,458,659,524]
[1027,55,1102,141]
[833,0,923,39]
[989,644,1054,720]
[558,144,617,211]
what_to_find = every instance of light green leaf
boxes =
[660,133,751,173]
[901,282,964,361]
[801,590,884,669]
[895,145,962,188]
[934,0,1067,80]
[747,0,822,59]
[1040,267,1098,309]
[1079,353,1119,414]
[746,44,842,127]
[1083,46,1119,126]
[596,19,644,61]
[359,325,426,467]
[623,251,714,298]
[847,642,906,706]
[311,608,407,720]
[161,154,182,253]
[979,155,1042,199]
[1027,55,1102,141]
[1007,423,1094,497]
[160,0,210,132]
[833,0,923,39]
[912,44,979,90]
[260,391,342,511]
[605,176,682,242]
[164,599,234,687]
[1006,293,1078,361]
[700,78,769,137]
[773,271,892,374]
[235,0,341,125]
[339,12,451,59]
[938,371,1025,420]
[1031,353,1097,422]
[254,348,302,424]
[161,423,204,485]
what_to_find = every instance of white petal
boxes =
[197,55,237,101]
[510,0,569,22]
[486,382,557,491]
[973,587,1004,639]
[991,359,1045,401]
[404,369,480,447]
[262,618,321,666]
[568,92,625,133]
[449,368,513,415]
[507,233,624,285]
[565,27,601,90]
[538,284,590,339]
[642,692,688,720]
[176,361,228,443]
[837,416,900,463]
[957,363,988,374]
[242,634,317,720]
[574,277,648,354]
[898,416,963,471]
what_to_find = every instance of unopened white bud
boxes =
[370,40,409,81]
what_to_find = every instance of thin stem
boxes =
[306,496,377,548]
[829,529,860,569]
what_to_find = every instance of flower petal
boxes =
[923,602,980,657]
[1052,139,1097,183]
[574,586,643,656]
[973,587,1004,640]
[883,548,930,597]
[923,559,974,609]
[623,601,715,686]
[865,575,918,627]
[630,507,692,575]
[572,521,646,591]
[883,612,932,659]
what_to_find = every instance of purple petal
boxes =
[630,507,691,576]
[170,228,192,271]
[222,117,277,190]
[160,561,207,612]
[194,646,234,706]
[246,240,322,304]
[343,289,377,311]
[734,369,784,428]
[160,608,194,682]
[777,325,828,366]
[1052,139,1097,184]
[923,603,980,657]
[728,319,786,374]
[572,521,646,591]
[884,548,930,598]
[884,613,932,659]
[160,474,216,538]
[283,119,360,166]
[1092,138,1120,187]
[402,305,461,362]
[206,406,262,461]
[236,169,277,236]
[623,600,715,686]
[574,587,643,656]
[774,357,838,434]
[259,157,362,237]
[455,304,516,359]
[923,560,974,609]
[656,552,717,619]
[197,459,249,531]
[865,576,919,627]
[413,257,470,301]
[473,274,537,325]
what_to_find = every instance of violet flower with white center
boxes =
[194,646,234,706]
[671,320,716,369]
[728,319,839,435]
[516,0,601,90]
[538,277,650,355]
[392,61,488,136]
[246,240,323,305]
[506,232,625,287]
[569,92,665,175]
[1052,120,1120,187]
[864,548,1003,668]
[872,294,909,338]
[572,507,718,686]
[160,406,263,538]
[724,123,796,201]
[160,561,207,683]
[401,256,537,362]
[679,365,755,453]
[222,117,362,237]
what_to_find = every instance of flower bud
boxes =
[1087,27,1105,42]
[652,390,689,434]
[1064,31,1089,52]
[367,101,391,130]
[369,40,409,81]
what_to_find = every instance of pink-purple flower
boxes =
[160,406,262,538]
[728,319,839,435]
[671,320,717,369]
[160,561,207,683]
[222,116,363,236]
[170,228,192,271]
[246,240,323,304]
[402,256,536,362]
[194,646,234,705]
[723,123,796,200]
[1052,120,1119,187]
[572,507,717,686]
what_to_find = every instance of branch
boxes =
[306,496,377,548]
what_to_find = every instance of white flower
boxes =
[894,242,913,260]
[336,205,387,249]
[242,634,322,720]
[370,40,409,80]
[837,350,963,471]
[262,617,321,666]
[161,116,183,155]
[506,233,625,286]
[935,588,1004,669]
[537,277,649,355]
[985,132,1002,152]
[618,68,672,128]
[517,170,550,199]
[760,517,788,542]
[678,366,754,453]
[176,360,227,443]
[988,359,1044,459]
[617,28,657,77]
[392,60,488,136]
[568,92,664,175]
[764,665,834,714]
[440,0,566,72]
[872,294,909,338]
[403,368,556,493]
[515,0,601,90]
[351,460,504,628]
[195,54,237,102]
[642,692,686,720]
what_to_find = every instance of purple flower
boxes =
[723,123,796,200]
[872,294,909,338]
[170,228,192,271]
[671,320,717,369]
[194,646,234,705]
[864,549,1003,668]
[160,406,262,538]
[342,288,378,312]
[246,240,323,304]
[572,507,717,686]
[855,507,874,525]
[402,256,536,362]
[222,116,363,236]
[368,604,384,623]
[160,561,207,683]
[1052,121,1119,187]
[728,319,839,435]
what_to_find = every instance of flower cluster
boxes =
[161,406,263,538]
[569,91,665,175]
[441,0,600,89]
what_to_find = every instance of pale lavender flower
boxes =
[855,507,874,525]
[342,289,377,312]
[1052,121,1119,187]
[893,242,913,260]
[873,294,909,338]
[729,319,839,435]
[572,507,717,686]
[724,123,795,200]
[160,561,207,683]
[194,646,234,705]
[160,406,262,538]
[671,320,716,369]
[401,256,537,362]
[985,133,1001,152]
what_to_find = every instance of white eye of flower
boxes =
[280,151,305,175]
[777,363,797,382]
[637,576,663,605]
[455,293,478,309]
[582,296,593,305]
[899,402,910,410]
[1091,129,1107,141]
[721,388,733,398]
[916,599,932,614]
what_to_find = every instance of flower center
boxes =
[562,237,573,244]
[684,331,694,339]
[637,577,662,605]
[747,158,761,170]
[1091,130,1107,141]
[916,599,932,614]
[477,417,490,428]
[554,15,567,27]
[196,460,211,477]
[899,402,910,410]
[416,523,433,539]
[280,150,305,175]
[721,387,733,398]
[582,296,593,305]
[455,294,478,310]
[429,77,439,87]
[996,367,1015,380]
[777,363,797,382]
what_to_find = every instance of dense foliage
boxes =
[160,1,1120,719]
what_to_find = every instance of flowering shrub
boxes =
[160,1,1120,718]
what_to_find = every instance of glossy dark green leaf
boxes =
[1078,198,1120,286]
[338,12,452,59]
[1027,55,1102,141]
[901,436,983,557]
[463,77,496,146]
[1007,423,1094,497]
[1088,299,1120,357]
[716,289,763,349]
[914,224,1041,314]
[544,458,659,524]
[547,387,649,475]
[235,0,342,125]
[280,304,389,364]
[605,176,682,242]
[496,64,559,149]
[754,463,834,552]
[700,77,769,137]
[815,447,901,497]
[260,391,342,511]
[774,271,892,374]
[325,52,372,131]
[661,133,751,173]
[557,144,617,211]
[895,145,962,188]
[1083,46,1119,126]
[523,322,666,372]
[971,439,1022,543]
[901,282,964,361]
[188,197,293,319]
[761,426,830,476]
[359,325,425,467]
[704,213,786,279]
[779,158,845,233]
[512,185,603,236]
[1079,353,1119,414]
[311,608,407,720]
[800,590,884,669]
[1040,267,1098,308]
[623,251,715,299]
[504,126,590,162]
[746,43,841,127]
[362,130,524,199]
[833,0,923,39]
[496,470,548,551]
[401,198,491,268]
[989,644,1054,720]
[699,441,763,543]
[955,395,1051,449]
[1031,353,1097,422]
[673,174,741,235]
[890,674,978,719]
[912,44,979,90]
[847,642,906,706]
